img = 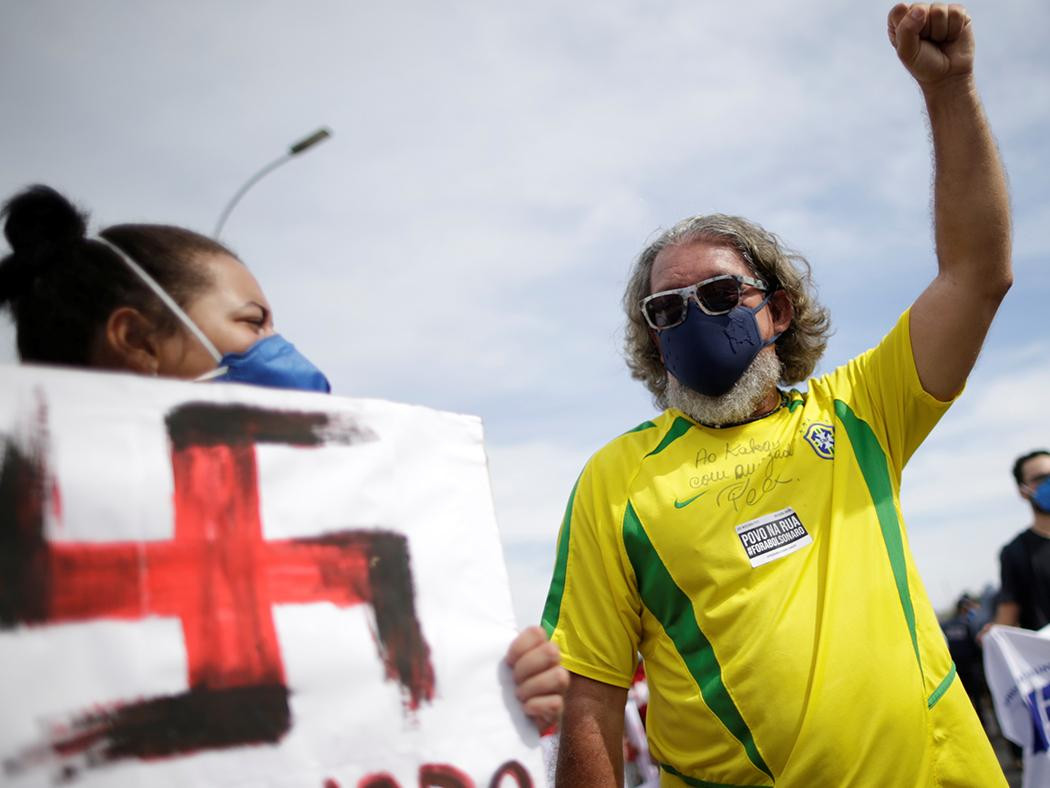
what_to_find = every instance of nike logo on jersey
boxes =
[673,492,706,509]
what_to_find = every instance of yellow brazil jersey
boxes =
[541,311,1004,787]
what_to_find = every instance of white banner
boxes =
[0,364,542,787]
[983,624,1050,788]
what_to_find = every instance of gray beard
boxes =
[664,349,783,427]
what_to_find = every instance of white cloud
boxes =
[486,440,588,544]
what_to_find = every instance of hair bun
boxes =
[3,184,87,255]
[0,185,90,307]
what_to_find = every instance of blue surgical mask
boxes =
[97,236,331,394]
[657,296,779,397]
[1033,478,1050,515]
[197,334,330,393]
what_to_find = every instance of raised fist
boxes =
[887,3,974,87]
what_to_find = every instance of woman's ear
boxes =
[101,307,163,375]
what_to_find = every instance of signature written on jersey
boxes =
[717,461,796,512]
[696,438,795,467]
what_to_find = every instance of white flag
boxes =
[983,625,1050,788]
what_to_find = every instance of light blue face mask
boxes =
[195,334,331,392]
[97,236,331,393]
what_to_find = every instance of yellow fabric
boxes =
[544,311,1004,787]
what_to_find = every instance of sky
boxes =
[1,0,1048,625]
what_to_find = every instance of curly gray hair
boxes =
[623,214,832,408]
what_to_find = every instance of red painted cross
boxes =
[48,442,395,689]
[1,402,434,773]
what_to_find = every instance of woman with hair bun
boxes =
[0,184,569,730]
[0,184,328,390]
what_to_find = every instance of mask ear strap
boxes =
[194,366,229,382]
[748,293,783,348]
[94,236,223,363]
[746,292,773,313]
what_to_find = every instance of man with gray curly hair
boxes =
[622,213,832,428]
[542,4,1012,786]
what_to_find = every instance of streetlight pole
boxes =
[213,127,332,239]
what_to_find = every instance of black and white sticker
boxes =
[735,507,811,567]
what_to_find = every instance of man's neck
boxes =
[1031,512,1050,538]
[749,388,784,420]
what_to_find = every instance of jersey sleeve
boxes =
[540,454,642,689]
[819,309,958,477]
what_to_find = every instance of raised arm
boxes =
[888,3,1012,401]
[555,673,628,787]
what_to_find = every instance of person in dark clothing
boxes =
[993,450,1050,630]
[942,594,988,726]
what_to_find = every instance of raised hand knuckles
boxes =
[888,3,974,86]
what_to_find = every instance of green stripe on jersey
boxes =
[646,416,693,457]
[624,420,658,434]
[622,501,773,781]
[927,664,957,709]
[661,762,772,788]
[544,419,655,634]
[540,475,580,636]
[835,399,921,672]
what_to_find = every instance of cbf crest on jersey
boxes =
[804,423,835,460]
[0,365,540,788]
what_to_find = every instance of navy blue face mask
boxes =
[657,296,779,397]
[98,236,331,394]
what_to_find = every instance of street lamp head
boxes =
[289,128,332,156]
[214,126,334,238]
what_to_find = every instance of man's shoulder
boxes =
[592,410,676,456]
[584,410,691,473]
[806,311,914,393]
[1001,527,1038,557]
[560,414,676,520]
